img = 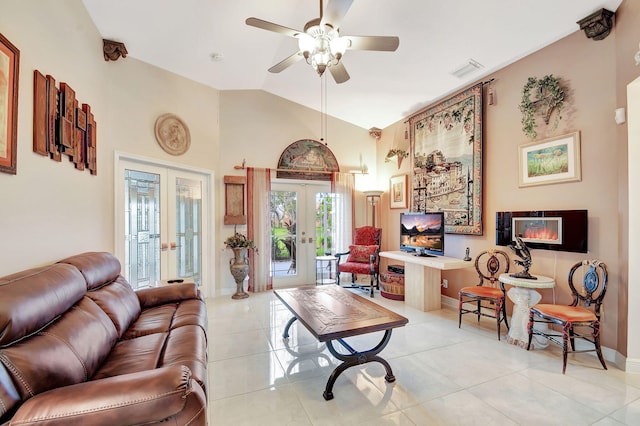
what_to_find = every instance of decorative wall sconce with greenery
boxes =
[385,148,408,169]
[519,74,565,139]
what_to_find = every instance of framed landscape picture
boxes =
[389,174,408,209]
[0,33,20,174]
[518,131,581,187]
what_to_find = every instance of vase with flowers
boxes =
[225,229,255,299]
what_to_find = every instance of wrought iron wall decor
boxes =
[519,75,565,140]
[408,82,483,235]
[32,70,97,174]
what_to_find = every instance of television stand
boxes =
[379,251,473,312]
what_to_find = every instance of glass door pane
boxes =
[117,158,209,292]
[315,192,335,256]
[124,169,161,289]
[271,182,332,288]
[172,175,202,285]
[270,189,298,282]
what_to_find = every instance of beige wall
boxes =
[377,3,639,354]
[613,0,640,363]
[0,1,220,276]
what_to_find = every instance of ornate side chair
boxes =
[458,249,510,340]
[335,226,382,297]
[527,259,608,374]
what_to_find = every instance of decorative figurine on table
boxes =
[508,236,537,280]
[463,247,472,261]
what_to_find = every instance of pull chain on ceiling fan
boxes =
[245,0,399,84]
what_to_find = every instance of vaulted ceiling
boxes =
[82,0,622,129]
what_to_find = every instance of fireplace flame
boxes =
[523,228,558,241]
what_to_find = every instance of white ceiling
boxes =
[81,0,622,130]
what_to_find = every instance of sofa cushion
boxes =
[0,297,117,401]
[161,325,208,390]
[0,263,86,346]
[123,305,177,339]
[93,333,167,380]
[338,262,376,275]
[171,298,208,332]
[58,252,121,290]
[136,283,200,309]
[87,276,141,339]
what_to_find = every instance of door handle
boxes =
[308,237,313,243]
[161,243,168,251]
[300,238,306,244]
[170,242,177,250]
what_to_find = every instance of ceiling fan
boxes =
[245,0,399,84]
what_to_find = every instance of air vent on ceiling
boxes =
[451,59,484,78]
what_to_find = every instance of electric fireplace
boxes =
[496,210,588,253]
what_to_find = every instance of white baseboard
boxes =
[442,294,459,309]
[622,356,640,373]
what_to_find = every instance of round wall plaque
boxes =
[154,113,191,155]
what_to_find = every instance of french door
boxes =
[115,156,210,290]
[271,181,334,288]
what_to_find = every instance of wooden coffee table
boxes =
[274,285,408,400]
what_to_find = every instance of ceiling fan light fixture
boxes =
[298,32,315,53]
[297,21,348,77]
[316,63,327,76]
[246,0,398,84]
[330,36,348,57]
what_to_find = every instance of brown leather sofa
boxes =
[0,252,208,425]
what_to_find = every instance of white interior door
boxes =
[271,181,332,288]
[116,156,210,290]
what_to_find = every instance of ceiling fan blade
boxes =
[329,62,350,84]
[268,52,304,73]
[320,0,354,29]
[245,17,301,37]
[347,36,400,51]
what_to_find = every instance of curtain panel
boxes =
[247,167,272,292]
[331,172,355,253]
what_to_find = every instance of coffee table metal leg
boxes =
[322,329,394,400]
[283,316,297,339]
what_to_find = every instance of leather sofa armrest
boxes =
[136,282,201,309]
[12,366,205,426]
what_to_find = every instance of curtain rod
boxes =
[233,164,336,174]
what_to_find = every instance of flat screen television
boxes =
[400,212,445,257]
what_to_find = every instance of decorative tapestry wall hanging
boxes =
[409,82,483,235]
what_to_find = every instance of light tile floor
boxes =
[207,289,640,425]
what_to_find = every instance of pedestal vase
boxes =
[230,248,250,299]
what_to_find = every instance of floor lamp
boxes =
[363,190,384,227]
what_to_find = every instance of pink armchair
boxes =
[335,226,382,297]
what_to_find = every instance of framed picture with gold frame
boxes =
[389,174,408,209]
[0,33,20,174]
[518,131,581,187]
